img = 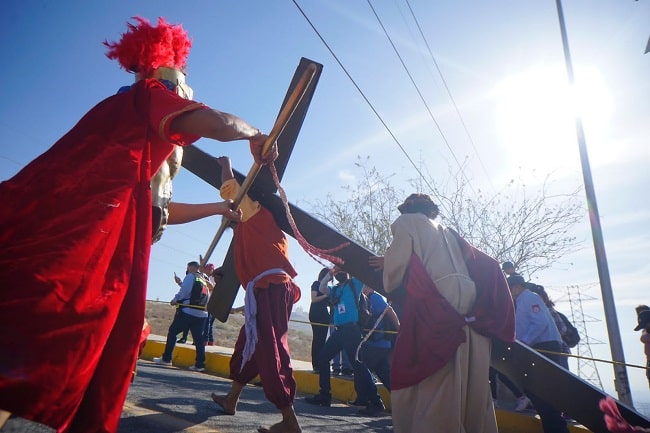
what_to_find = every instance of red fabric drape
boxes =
[390,253,467,391]
[0,79,204,432]
[450,229,516,343]
[390,234,515,391]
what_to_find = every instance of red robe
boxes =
[0,79,205,432]
[391,235,515,391]
[449,229,515,343]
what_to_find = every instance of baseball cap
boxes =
[634,310,650,331]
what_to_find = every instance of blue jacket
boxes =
[514,289,561,346]
[365,292,392,349]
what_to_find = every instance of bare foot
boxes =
[211,392,236,415]
[257,419,302,433]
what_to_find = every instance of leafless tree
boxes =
[309,156,584,279]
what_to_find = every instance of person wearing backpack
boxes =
[350,285,400,407]
[507,275,569,433]
[305,268,386,416]
[528,284,577,370]
[154,261,209,371]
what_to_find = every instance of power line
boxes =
[0,154,24,168]
[366,0,473,195]
[291,0,437,195]
[402,0,494,189]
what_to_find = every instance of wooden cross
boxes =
[181,57,383,322]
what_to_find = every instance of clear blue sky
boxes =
[2,0,649,408]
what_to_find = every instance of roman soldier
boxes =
[0,17,270,432]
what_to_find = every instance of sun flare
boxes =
[494,65,612,175]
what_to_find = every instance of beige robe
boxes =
[384,213,497,433]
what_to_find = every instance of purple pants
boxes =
[229,282,297,409]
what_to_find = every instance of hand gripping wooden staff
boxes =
[200,63,318,266]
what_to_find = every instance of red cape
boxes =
[450,229,516,343]
[0,79,204,432]
[391,234,515,391]
[390,252,467,390]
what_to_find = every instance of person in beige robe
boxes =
[378,193,498,433]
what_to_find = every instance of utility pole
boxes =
[554,0,632,406]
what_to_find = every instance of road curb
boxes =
[140,336,590,432]
[141,335,390,408]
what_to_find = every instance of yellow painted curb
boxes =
[140,336,590,432]
[142,337,237,377]
[141,337,389,408]
[495,410,590,433]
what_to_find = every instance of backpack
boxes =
[357,289,373,330]
[344,278,373,330]
[185,276,209,310]
[557,311,580,348]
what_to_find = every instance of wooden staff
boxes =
[200,63,318,266]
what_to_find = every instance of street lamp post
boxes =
[554,0,633,406]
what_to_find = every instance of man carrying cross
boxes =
[211,156,303,433]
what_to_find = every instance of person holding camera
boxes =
[305,268,386,416]
[154,261,208,371]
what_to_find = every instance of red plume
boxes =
[104,17,192,77]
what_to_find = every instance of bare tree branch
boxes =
[307,156,585,279]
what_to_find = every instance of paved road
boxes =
[121,360,393,433]
[1,360,393,433]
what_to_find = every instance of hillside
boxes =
[145,300,314,363]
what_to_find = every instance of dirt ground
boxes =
[145,300,313,362]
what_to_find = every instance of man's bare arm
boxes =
[167,201,240,225]
[171,108,262,142]
[171,109,276,164]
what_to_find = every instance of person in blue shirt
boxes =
[154,261,209,371]
[509,276,562,347]
[350,286,400,407]
[507,274,569,433]
[305,268,386,416]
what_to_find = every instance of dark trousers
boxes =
[332,347,352,372]
[316,323,381,406]
[310,320,329,371]
[162,310,206,368]
[530,341,570,433]
[330,326,351,372]
[356,344,391,391]
[203,313,216,343]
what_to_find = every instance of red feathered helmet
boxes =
[105,17,194,99]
